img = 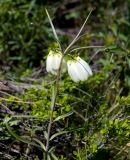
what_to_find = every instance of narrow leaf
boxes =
[26,0,36,14]
[44,131,48,140]
[48,146,56,153]
[50,130,69,141]
[47,155,51,160]
[11,115,46,119]
[51,153,58,160]
[33,138,46,151]
[53,111,73,122]
[5,120,40,148]
[64,10,93,54]
[45,9,61,50]
[70,46,105,53]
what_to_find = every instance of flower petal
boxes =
[46,53,53,72]
[52,54,61,71]
[67,61,80,82]
[76,61,88,81]
[78,57,92,76]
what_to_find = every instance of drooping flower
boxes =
[67,56,92,82]
[46,50,66,75]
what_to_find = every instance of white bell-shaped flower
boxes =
[67,56,92,82]
[46,50,66,75]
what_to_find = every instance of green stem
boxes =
[45,56,64,156]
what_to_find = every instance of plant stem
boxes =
[45,56,64,156]
[45,86,56,152]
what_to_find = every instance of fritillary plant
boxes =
[44,8,103,159]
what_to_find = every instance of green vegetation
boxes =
[0,0,130,160]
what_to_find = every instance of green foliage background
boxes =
[0,0,130,160]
